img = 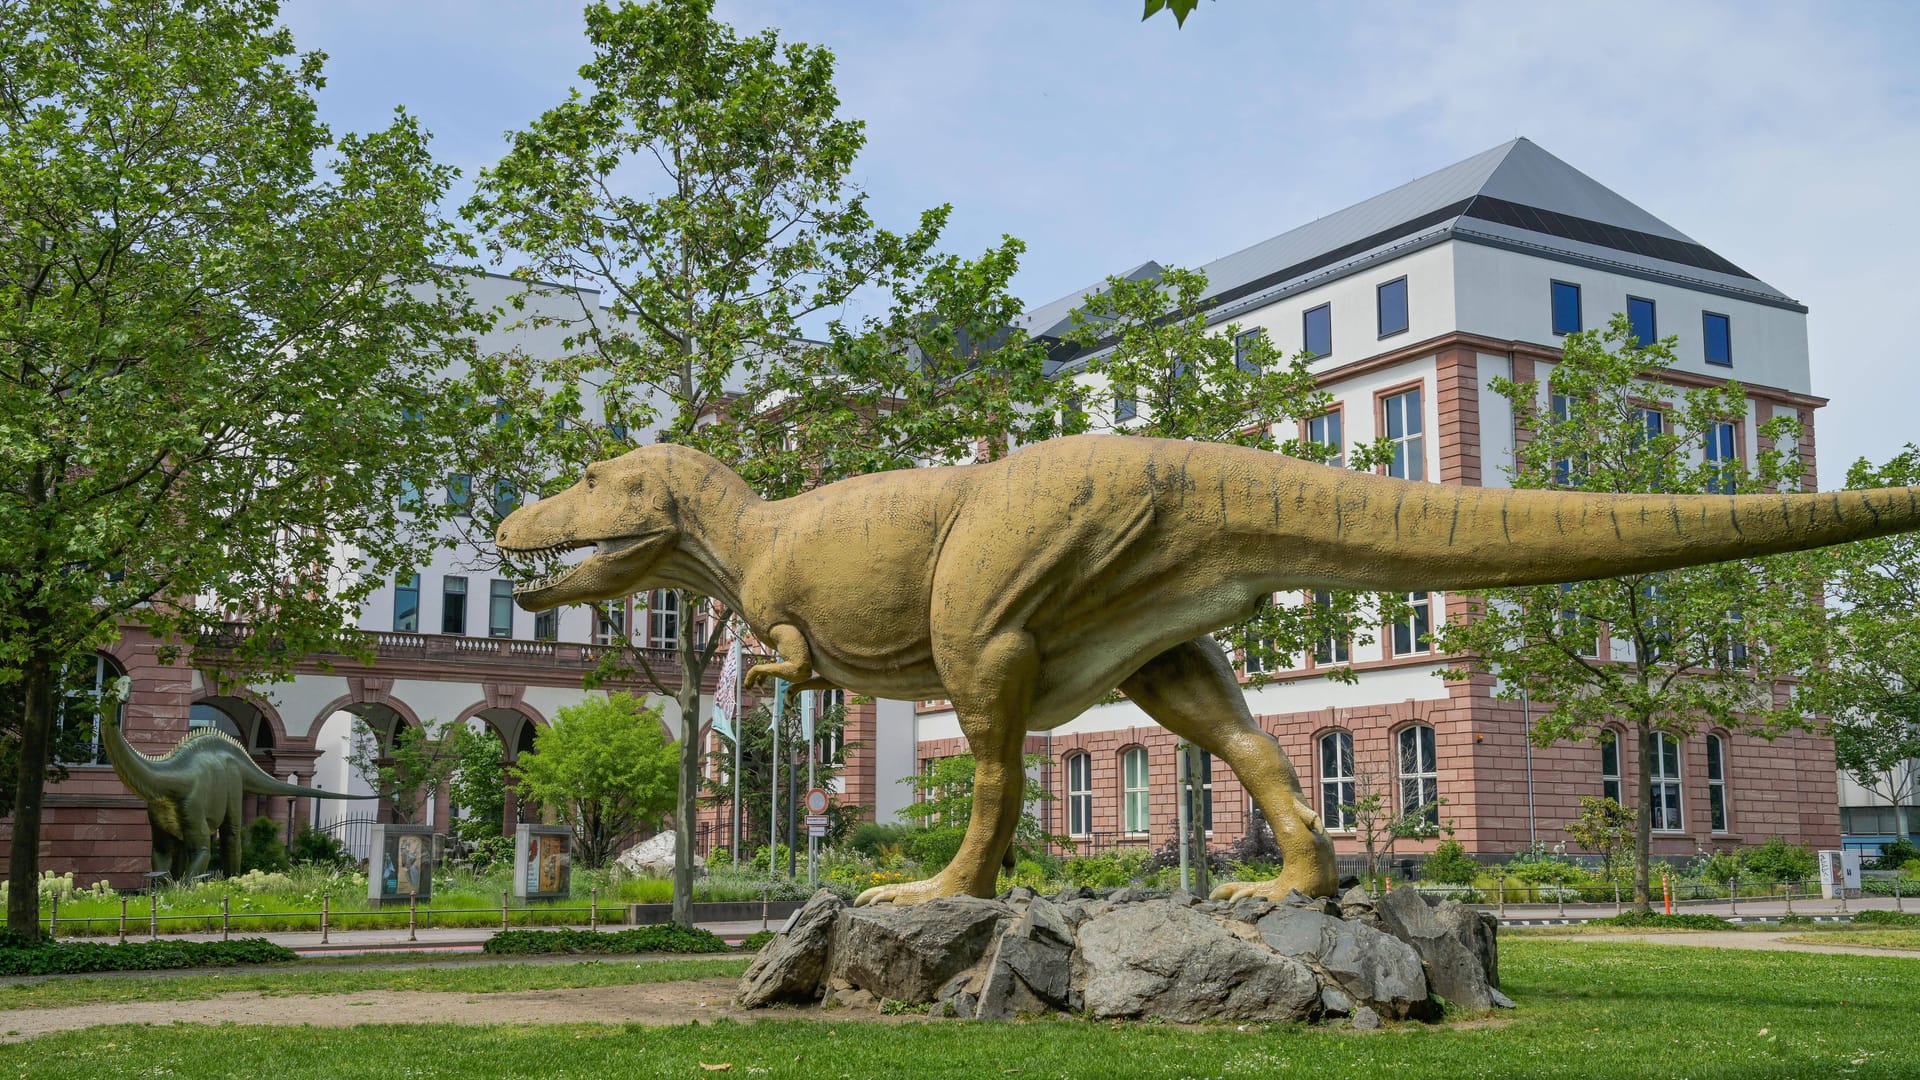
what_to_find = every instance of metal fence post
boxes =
[590,888,598,930]
[321,891,330,945]
[148,891,158,940]
[221,894,231,941]
[118,894,128,944]
[1897,875,1904,914]
[1613,877,1622,916]
[47,895,56,940]
[1555,874,1565,918]
[1784,880,1793,916]
[501,890,509,932]
[1729,876,1738,918]
[408,893,418,943]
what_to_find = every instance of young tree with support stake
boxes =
[1432,315,1829,912]
[0,0,479,938]
[462,0,1069,928]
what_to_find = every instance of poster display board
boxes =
[513,824,574,901]
[368,824,435,905]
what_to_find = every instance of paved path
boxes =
[1521,930,1920,958]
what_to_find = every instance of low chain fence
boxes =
[1400,873,1911,918]
[37,889,615,945]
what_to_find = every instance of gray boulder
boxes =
[1076,902,1319,1022]
[834,896,1013,1003]
[735,890,845,1007]
[977,896,1076,1019]
[1254,905,1431,1019]
[1372,888,1499,1011]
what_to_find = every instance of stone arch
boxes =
[449,698,549,762]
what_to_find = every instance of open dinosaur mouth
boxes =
[507,537,644,598]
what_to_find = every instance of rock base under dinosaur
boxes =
[737,885,1513,1024]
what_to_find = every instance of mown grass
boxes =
[5,941,1920,1077]
[0,956,750,1011]
[1780,928,1920,951]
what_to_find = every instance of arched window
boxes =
[1600,730,1622,803]
[1706,734,1729,833]
[1397,724,1438,824]
[1650,731,1683,832]
[51,654,123,766]
[1121,747,1150,835]
[1319,731,1355,832]
[1066,753,1093,838]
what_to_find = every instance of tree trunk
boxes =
[1634,716,1654,913]
[1185,747,1210,896]
[669,589,704,928]
[7,647,55,940]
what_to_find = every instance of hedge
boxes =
[482,925,728,956]
[1587,912,1733,930]
[0,935,295,976]
[1851,909,1920,928]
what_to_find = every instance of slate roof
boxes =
[1030,138,1800,368]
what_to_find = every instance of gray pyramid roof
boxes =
[1030,138,1800,363]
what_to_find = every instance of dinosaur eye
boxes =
[585,471,596,490]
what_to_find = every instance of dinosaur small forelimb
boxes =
[742,623,818,693]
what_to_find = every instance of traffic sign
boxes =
[808,824,827,838]
[805,787,829,815]
[805,815,829,828]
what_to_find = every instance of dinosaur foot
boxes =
[1208,858,1340,903]
[854,871,982,908]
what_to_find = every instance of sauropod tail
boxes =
[1281,468,1920,592]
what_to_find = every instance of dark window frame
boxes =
[1303,303,1332,359]
[394,573,421,633]
[1550,280,1582,336]
[1377,276,1409,338]
[1627,295,1657,347]
[441,575,468,636]
[488,579,514,639]
[1703,311,1732,367]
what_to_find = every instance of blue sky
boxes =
[279,0,1920,479]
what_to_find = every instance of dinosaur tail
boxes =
[241,772,379,800]
[1277,467,1920,592]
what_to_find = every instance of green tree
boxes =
[1564,796,1637,881]
[0,0,479,937]
[702,696,857,862]
[462,0,1066,925]
[513,694,679,869]
[1345,766,1444,890]
[899,753,1065,869]
[1142,0,1209,27]
[1804,448,1920,844]
[449,727,509,847]
[347,721,469,827]
[1433,314,1828,911]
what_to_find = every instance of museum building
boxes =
[3,138,1854,888]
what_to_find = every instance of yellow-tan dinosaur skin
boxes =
[499,434,1920,905]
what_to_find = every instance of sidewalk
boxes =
[1469,891,1910,924]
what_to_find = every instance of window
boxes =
[1551,280,1582,335]
[446,473,472,514]
[1312,589,1350,665]
[1377,277,1409,337]
[1066,753,1092,837]
[393,573,420,632]
[1303,303,1332,359]
[1706,734,1729,833]
[1243,595,1281,675]
[533,608,558,642]
[399,479,424,510]
[489,580,514,638]
[1114,385,1137,422]
[1122,747,1150,834]
[1550,393,1582,488]
[492,480,518,519]
[1307,410,1344,469]
[441,576,467,635]
[49,654,121,766]
[1392,591,1432,656]
[1398,725,1439,825]
[1382,387,1424,480]
[1559,583,1598,657]
[647,589,679,649]
[1235,328,1264,373]
[1600,731,1622,803]
[1716,607,1749,670]
[1650,731,1683,832]
[1705,421,1737,494]
[1627,296,1657,347]
[1191,748,1213,832]
[1320,730,1356,831]
[1703,312,1732,367]
[818,689,845,766]
[594,600,625,645]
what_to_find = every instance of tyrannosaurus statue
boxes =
[497,434,1920,905]
[103,707,374,879]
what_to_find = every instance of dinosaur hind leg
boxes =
[1120,636,1338,900]
[856,629,1037,906]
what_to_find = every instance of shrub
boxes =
[1421,839,1480,886]
[905,827,966,871]
[241,815,292,874]
[465,834,515,874]
[1060,849,1151,889]
[483,925,728,955]
[1500,853,1588,885]
[1740,837,1818,883]
[737,930,776,951]
[1589,911,1732,930]
[1691,851,1743,885]
[289,826,350,868]
[1852,909,1920,928]
[1869,838,1920,871]
[0,936,294,976]
[847,822,916,860]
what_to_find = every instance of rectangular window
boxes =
[1382,388,1424,480]
[492,480,518,519]
[1115,385,1137,422]
[1398,725,1439,825]
[1551,280,1582,335]
[1559,583,1598,657]
[1650,731,1683,832]
[1393,591,1432,656]
[533,608,558,642]
[647,589,679,650]
[1600,732,1622,803]
[1234,328,1264,373]
[1122,748,1150,834]
[1627,296,1657,347]
[399,479,424,510]
[1320,731,1356,832]
[1706,421,1737,494]
[1377,277,1409,337]
[1312,589,1350,665]
[447,473,472,514]
[1067,754,1093,838]
[1193,749,1213,831]
[1243,633,1280,675]
[489,580,514,638]
[441,576,467,635]
[393,573,420,633]
[1303,303,1332,359]
[1550,393,1583,488]
[1707,734,1729,833]
[1307,410,1344,469]
[594,600,625,645]
[1703,312,1732,367]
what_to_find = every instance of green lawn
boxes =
[1780,928,1920,950]
[0,956,749,1011]
[4,941,1919,1078]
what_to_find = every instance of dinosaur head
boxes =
[496,446,684,611]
